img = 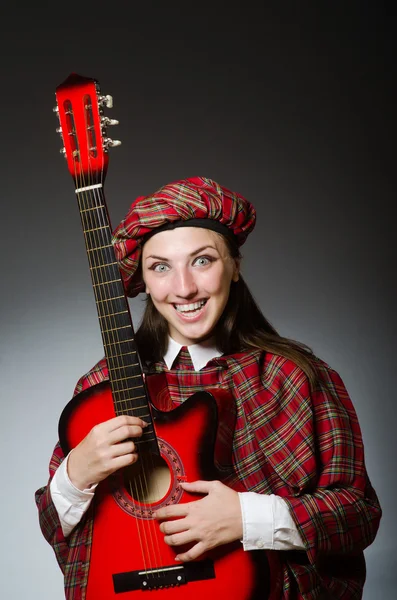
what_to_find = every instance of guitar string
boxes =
[88,179,165,579]
[69,93,170,580]
[82,134,156,575]
[81,103,163,578]
[93,186,167,580]
[88,181,154,574]
[72,111,155,579]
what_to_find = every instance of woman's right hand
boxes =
[67,415,148,491]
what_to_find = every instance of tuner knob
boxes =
[56,126,62,134]
[59,147,66,157]
[101,117,119,126]
[53,105,59,114]
[103,137,122,149]
[99,94,113,108]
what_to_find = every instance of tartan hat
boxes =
[112,176,256,297]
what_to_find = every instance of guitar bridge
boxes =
[113,559,215,593]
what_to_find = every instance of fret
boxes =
[109,365,143,380]
[102,327,133,344]
[97,313,129,327]
[89,256,117,272]
[83,225,109,234]
[80,199,109,227]
[80,204,105,212]
[90,270,121,288]
[93,278,122,287]
[113,390,145,398]
[91,274,122,290]
[107,355,139,365]
[107,350,137,359]
[95,289,125,303]
[87,243,113,252]
[96,302,127,319]
[111,374,142,383]
[107,366,142,382]
[99,310,129,319]
[90,261,118,270]
[96,294,125,303]
[116,407,151,418]
[102,324,131,334]
[77,189,104,205]
[108,363,139,371]
[114,400,147,408]
[99,320,129,332]
[89,250,115,264]
[105,338,135,347]
[112,384,144,394]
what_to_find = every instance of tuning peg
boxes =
[53,105,59,115]
[56,126,62,134]
[103,137,122,149]
[59,147,67,157]
[98,94,113,108]
[101,116,119,126]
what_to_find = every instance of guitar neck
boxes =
[54,73,157,451]
[75,184,152,427]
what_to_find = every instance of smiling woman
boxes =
[142,227,239,346]
[35,176,382,600]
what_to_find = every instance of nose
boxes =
[173,267,198,299]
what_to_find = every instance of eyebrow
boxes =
[145,245,218,261]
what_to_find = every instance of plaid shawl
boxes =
[35,350,381,599]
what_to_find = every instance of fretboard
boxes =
[75,183,157,450]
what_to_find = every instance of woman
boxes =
[35,176,381,599]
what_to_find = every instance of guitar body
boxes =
[59,375,281,599]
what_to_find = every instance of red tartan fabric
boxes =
[35,350,381,600]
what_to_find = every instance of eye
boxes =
[193,256,214,267]
[151,263,170,273]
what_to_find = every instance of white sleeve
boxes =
[50,452,97,537]
[238,492,305,551]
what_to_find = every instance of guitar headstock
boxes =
[54,73,121,185]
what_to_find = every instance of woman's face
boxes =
[142,227,239,346]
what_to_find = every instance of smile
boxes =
[174,300,207,313]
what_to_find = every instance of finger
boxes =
[159,518,188,535]
[175,541,206,562]
[154,504,189,520]
[108,415,149,432]
[111,440,136,458]
[108,424,145,444]
[164,530,196,548]
[110,452,139,472]
[180,480,213,495]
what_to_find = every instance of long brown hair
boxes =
[135,233,320,388]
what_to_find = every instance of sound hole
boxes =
[123,453,171,503]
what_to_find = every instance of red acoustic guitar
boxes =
[54,73,281,599]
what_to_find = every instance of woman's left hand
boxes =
[154,480,243,562]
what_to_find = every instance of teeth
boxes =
[175,300,206,312]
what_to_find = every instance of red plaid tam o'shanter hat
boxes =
[112,176,256,297]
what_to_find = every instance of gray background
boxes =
[0,2,394,598]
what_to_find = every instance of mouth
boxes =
[173,299,208,318]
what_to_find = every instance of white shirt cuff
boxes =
[50,451,97,537]
[238,492,305,551]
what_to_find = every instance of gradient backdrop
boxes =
[1,3,394,599]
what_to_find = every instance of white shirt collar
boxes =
[163,336,223,371]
